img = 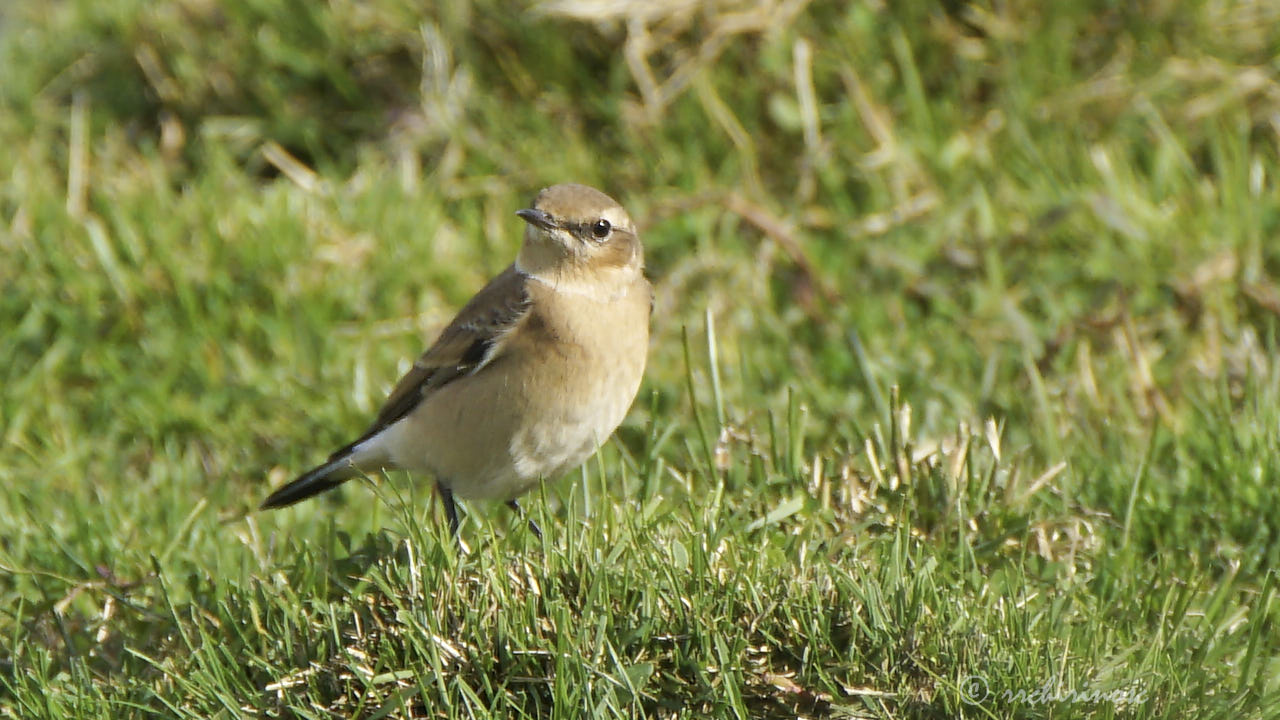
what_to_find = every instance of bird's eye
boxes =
[591,219,612,239]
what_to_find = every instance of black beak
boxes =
[516,208,556,230]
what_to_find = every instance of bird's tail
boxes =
[259,454,365,509]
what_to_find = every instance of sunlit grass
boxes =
[2,1,1279,717]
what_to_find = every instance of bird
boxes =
[260,183,652,537]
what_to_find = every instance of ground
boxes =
[2,1,1279,718]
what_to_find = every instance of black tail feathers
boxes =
[259,456,362,509]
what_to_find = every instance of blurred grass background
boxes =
[2,0,1280,717]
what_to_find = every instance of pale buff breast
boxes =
[387,276,650,500]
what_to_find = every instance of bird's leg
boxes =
[506,499,542,539]
[438,482,460,537]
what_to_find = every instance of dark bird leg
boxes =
[438,482,460,537]
[506,499,542,539]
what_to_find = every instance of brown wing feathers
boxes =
[259,266,531,509]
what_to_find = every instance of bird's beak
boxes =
[516,208,556,231]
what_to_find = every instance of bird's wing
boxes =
[328,264,532,459]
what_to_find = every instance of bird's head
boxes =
[515,184,643,289]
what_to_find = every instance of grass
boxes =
[3,0,1280,717]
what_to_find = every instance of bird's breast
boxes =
[399,278,650,501]
[503,281,650,487]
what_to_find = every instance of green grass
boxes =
[3,0,1280,717]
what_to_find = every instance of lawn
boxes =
[2,1,1279,718]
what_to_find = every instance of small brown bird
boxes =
[261,184,652,536]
